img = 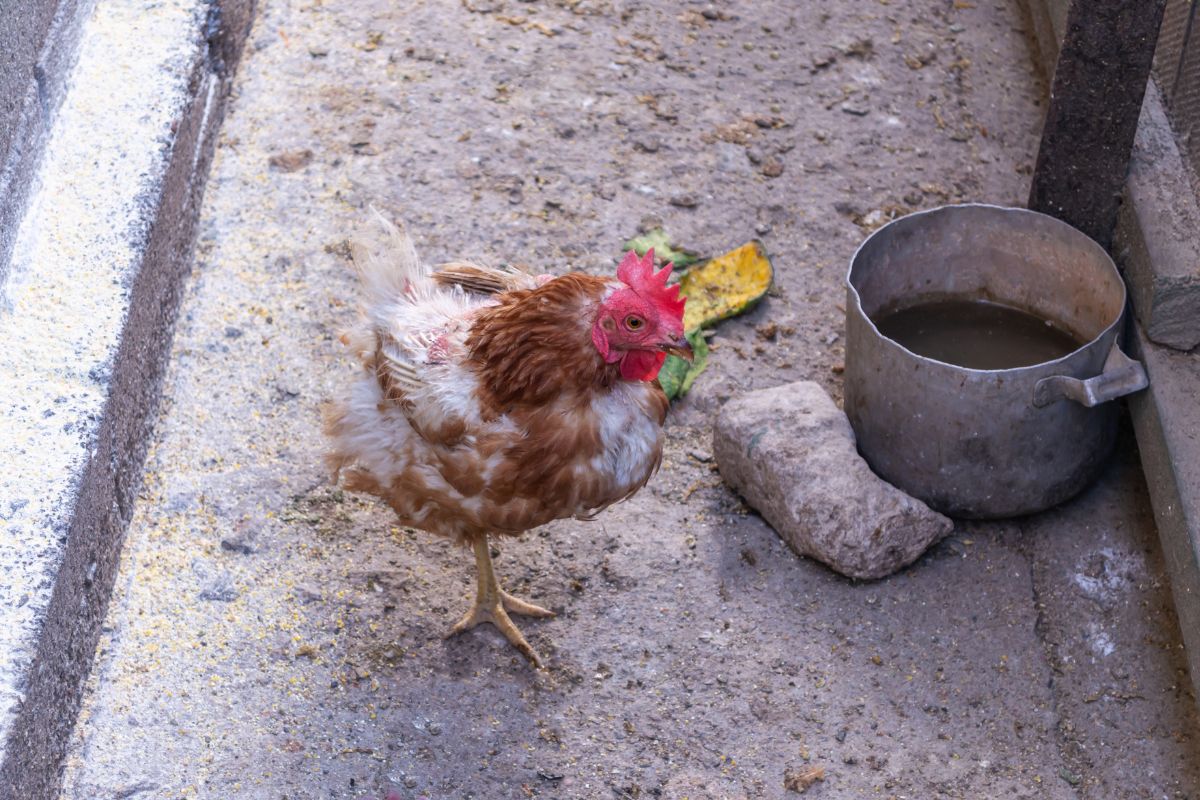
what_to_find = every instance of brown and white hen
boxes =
[325,213,690,667]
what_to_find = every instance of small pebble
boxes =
[220,536,256,555]
[198,574,239,603]
[638,214,664,233]
[274,382,301,402]
[268,149,314,172]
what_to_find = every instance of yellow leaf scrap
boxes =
[678,241,773,332]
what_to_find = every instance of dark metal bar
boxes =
[1152,0,1191,105]
[1028,0,1169,250]
[1170,0,1198,101]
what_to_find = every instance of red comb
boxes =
[617,248,685,319]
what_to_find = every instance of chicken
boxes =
[324,212,690,667]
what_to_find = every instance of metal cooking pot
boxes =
[844,204,1148,519]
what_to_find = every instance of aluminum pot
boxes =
[844,204,1148,519]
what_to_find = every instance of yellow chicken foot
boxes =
[446,536,554,667]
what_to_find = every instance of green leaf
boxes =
[623,228,703,268]
[657,329,709,400]
[625,237,771,402]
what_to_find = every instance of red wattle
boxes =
[620,350,667,381]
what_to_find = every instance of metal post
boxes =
[1028,0,1168,250]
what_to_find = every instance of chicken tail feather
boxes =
[432,261,542,295]
[350,206,429,304]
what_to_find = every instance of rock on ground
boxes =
[713,381,952,579]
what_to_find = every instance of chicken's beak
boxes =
[659,335,694,362]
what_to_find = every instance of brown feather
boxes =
[466,273,618,418]
[432,261,540,295]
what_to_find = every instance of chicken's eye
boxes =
[624,315,645,331]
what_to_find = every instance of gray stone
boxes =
[198,574,239,603]
[192,558,238,602]
[291,584,323,605]
[668,193,700,208]
[219,532,258,556]
[219,507,265,555]
[633,136,661,153]
[713,381,953,580]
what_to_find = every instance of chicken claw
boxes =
[446,536,555,668]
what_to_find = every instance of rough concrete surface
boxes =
[1116,84,1200,352]
[0,0,91,283]
[0,0,208,751]
[1128,324,1200,711]
[0,0,253,796]
[713,382,952,580]
[0,1,65,168]
[61,0,1200,798]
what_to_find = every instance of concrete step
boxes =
[1128,327,1200,702]
[1119,81,1200,709]
[1024,0,1200,707]
[0,1,252,796]
[0,0,93,287]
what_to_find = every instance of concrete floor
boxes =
[61,0,1200,798]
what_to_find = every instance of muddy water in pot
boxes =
[872,298,1086,370]
[845,204,1148,519]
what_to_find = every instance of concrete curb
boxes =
[1126,327,1200,704]
[0,1,253,797]
[1022,0,1200,704]
[0,0,93,287]
[1118,86,1200,352]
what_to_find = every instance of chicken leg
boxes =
[446,535,555,667]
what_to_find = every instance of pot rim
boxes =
[845,203,1127,375]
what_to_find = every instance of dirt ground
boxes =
[62,0,1200,798]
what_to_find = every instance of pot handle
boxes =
[1033,341,1148,408]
